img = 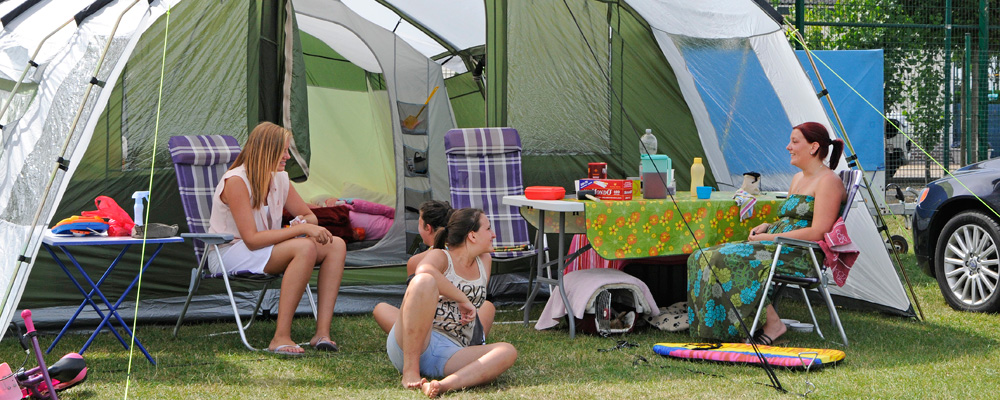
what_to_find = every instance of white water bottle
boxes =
[639,129,658,174]
[640,129,658,157]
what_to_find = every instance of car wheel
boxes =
[934,210,1000,312]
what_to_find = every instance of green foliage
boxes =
[777,0,997,155]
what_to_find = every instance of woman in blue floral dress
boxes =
[687,122,847,344]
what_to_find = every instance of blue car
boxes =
[913,158,1000,312]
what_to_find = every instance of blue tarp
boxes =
[796,50,885,170]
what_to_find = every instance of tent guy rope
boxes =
[124,2,172,398]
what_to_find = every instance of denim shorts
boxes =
[386,324,462,378]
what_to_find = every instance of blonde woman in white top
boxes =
[209,122,346,355]
[386,208,518,397]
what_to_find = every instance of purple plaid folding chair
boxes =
[168,135,316,351]
[444,128,539,265]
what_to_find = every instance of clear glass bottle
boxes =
[639,129,658,175]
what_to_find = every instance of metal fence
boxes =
[774,0,999,186]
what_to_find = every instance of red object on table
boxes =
[587,162,607,179]
[525,186,566,200]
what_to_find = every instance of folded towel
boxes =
[732,189,757,222]
[818,216,859,287]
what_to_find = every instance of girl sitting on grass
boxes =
[386,208,517,397]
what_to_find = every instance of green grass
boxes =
[5,250,997,399]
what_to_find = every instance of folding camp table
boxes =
[41,231,183,365]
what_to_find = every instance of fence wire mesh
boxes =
[773,0,999,186]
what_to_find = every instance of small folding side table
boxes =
[41,231,183,365]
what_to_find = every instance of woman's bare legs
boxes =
[310,237,346,346]
[396,273,438,389]
[376,300,495,336]
[374,303,400,334]
[263,237,318,353]
[421,341,518,398]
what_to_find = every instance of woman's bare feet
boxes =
[421,380,442,398]
[761,319,787,342]
[402,376,426,390]
[268,338,305,354]
[309,335,339,351]
[749,305,787,345]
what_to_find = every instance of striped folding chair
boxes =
[444,128,539,267]
[168,135,316,351]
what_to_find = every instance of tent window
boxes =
[672,35,795,182]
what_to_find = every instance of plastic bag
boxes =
[81,196,135,236]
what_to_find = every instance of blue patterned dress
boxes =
[686,194,823,341]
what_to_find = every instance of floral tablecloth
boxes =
[518,192,783,259]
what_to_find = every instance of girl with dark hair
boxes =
[386,208,517,398]
[686,122,846,345]
[373,201,496,336]
[208,122,346,355]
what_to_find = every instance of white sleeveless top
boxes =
[432,250,488,347]
[208,165,289,245]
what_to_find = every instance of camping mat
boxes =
[653,342,845,370]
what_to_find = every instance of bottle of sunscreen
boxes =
[690,158,705,197]
[132,191,150,226]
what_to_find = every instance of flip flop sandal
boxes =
[748,332,774,346]
[266,344,305,356]
[312,338,339,352]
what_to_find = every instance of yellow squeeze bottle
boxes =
[690,157,705,197]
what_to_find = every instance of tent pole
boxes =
[2,0,145,327]
[784,21,925,321]
[0,18,75,148]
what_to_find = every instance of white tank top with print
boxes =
[432,250,488,347]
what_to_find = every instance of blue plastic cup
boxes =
[696,186,713,199]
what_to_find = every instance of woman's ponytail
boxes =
[433,226,449,250]
[829,138,845,169]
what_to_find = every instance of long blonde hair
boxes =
[229,122,292,209]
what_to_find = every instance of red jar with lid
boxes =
[588,162,607,179]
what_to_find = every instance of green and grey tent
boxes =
[490,0,916,317]
[0,0,483,331]
[0,0,916,335]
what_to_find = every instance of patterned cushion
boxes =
[168,135,241,261]
[445,128,534,259]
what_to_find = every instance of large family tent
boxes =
[0,0,917,336]
[486,0,916,316]
[0,0,486,331]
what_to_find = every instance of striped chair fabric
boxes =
[444,127,535,259]
[168,135,241,263]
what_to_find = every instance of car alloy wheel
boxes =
[935,210,1000,312]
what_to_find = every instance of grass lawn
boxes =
[4,221,998,399]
